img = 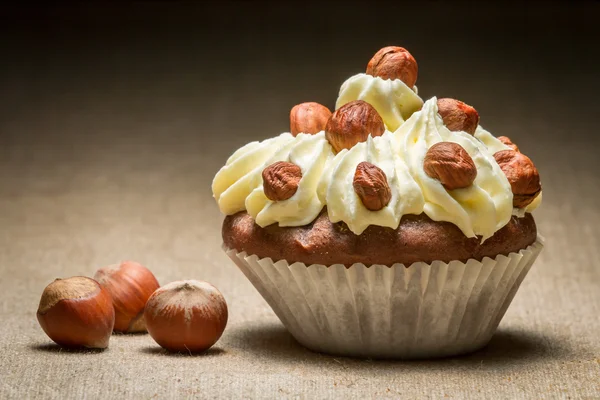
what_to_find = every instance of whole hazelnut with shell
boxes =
[37,276,115,349]
[94,261,160,333]
[144,280,228,353]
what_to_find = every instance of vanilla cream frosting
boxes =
[336,73,423,132]
[212,94,541,239]
[213,132,331,228]
[317,132,424,234]
[474,125,511,154]
[393,98,514,240]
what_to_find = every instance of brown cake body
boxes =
[223,210,537,266]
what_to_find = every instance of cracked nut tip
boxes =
[437,98,480,135]
[262,161,302,201]
[325,100,385,153]
[353,162,392,211]
[424,142,477,190]
[494,150,541,208]
[290,102,332,136]
[366,46,418,87]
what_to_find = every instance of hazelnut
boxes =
[366,46,418,87]
[144,280,228,353]
[353,162,391,211]
[424,142,477,190]
[325,100,385,153]
[497,136,520,152]
[262,161,302,201]
[94,261,160,333]
[437,98,480,135]
[37,276,115,349]
[290,102,332,136]
[494,150,541,208]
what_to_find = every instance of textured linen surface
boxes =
[0,3,599,399]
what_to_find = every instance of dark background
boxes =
[1,1,599,192]
[1,2,599,398]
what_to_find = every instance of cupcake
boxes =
[212,46,543,359]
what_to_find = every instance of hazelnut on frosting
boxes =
[366,46,418,87]
[212,46,542,240]
[289,102,331,136]
[325,100,385,153]
[335,74,423,132]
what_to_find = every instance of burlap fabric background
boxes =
[1,3,598,399]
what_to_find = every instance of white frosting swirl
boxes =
[317,132,424,234]
[212,97,541,240]
[336,73,423,132]
[474,125,511,154]
[213,133,295,215]
[393,97,513,240]
[213,132,331,227]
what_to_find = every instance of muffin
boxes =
[212,46,543,359]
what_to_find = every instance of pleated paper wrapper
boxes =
[225,237,544,359]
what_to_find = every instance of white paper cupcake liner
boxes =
[225,237,544,359]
